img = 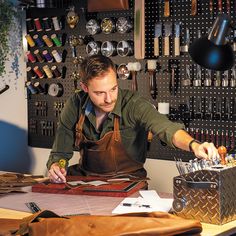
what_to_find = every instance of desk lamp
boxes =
[189,14,234,71]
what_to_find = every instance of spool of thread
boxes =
[52,16,61,31]
[26,51,36,63]
[26,66,36,79]
[52,50,62,63]
[33,66,44,79]
[26,81,38,94]
[34,18,43,32]
[25,34,35,47]
[42,35,53,47]
[42,50,53,63]
[26,18,35,32]
[34,49,44,63]
[34,82,45,94]
[158,102,170,115]
[51,65,61,78]
[43,65,53,78]
[33,34,44,47]
[51,34,62,47]
[42,17,52,31]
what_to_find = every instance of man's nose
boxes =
[105,93,112,103]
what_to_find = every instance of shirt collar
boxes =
[82,88,122,118]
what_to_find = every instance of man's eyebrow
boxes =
[93,85,118,93]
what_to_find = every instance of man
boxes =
[47,55,219,183]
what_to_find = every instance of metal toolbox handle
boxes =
[175,177,218,190]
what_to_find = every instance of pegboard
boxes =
[26,0,236,163]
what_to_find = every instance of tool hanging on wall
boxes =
[168,60,179,96]
[154,22,162,57]
[127,62,141,91]
[174,23,180,57]
[147,60,158,99]
[191,0,197,16]
[163,22,171,56]
[182,64,191,86]
[180,28,190,53]
[164,0,170,17]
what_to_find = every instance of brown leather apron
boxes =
[67,113,146,178]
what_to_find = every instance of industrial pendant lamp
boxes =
[189,14,234,71]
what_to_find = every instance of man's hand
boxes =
[48,162,67,183]
[191,141,220,161]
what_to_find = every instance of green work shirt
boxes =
[47,88,184,169]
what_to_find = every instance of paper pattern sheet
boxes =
[112,190,173,214]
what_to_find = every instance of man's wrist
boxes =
[189,139,202,152]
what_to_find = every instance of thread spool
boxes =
[42,35,53,47]
[158,102,170,115]
[43,65,53,78]
[25,34,35,47]
[52,50,62,63]
[33,66,44,79]
[33,34,44,47]
[26,81,38,94]
[48,83,64,97]
[34,18,43,32]
[26,66,36,79]
[26,51,36,63]
[42,17,52,31]
[51,65,62,78]
[52,16,61,31]
[51,34,62,47]
[26,18,35,32]
[34,82,45,94]
[34,49,44,63]
[42,50,53,63]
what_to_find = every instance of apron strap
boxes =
[113,115,121,142]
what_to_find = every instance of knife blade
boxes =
[154,22,162,56]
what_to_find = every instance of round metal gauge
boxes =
[86,41,101,56]
[86,19,101,35]
[117,64,130,80]
[117,40,134,57]
[101,41,117,57]
[101,17,115,34]
[116,17,133,34]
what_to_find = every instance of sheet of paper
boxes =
[112,190,173,214]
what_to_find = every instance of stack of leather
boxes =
[0,172,48,194]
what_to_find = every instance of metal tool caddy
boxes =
[172,165,236,225]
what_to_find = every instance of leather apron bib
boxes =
[67,113,146,178]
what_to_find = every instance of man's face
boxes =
[81,68,118,113]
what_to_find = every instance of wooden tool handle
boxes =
[218,0,222,12]
[191,0,197,16]
[154,37,160,56]
[174,37,180,57]
[131,72,138,91]
[164,0,170,17]
[164,36,170,56]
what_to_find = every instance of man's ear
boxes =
[80,82,88,93]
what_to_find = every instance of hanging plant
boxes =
[0,0,17,77]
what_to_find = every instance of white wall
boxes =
[0,10,177,194]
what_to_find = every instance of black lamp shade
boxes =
[189,36,234,71]
[189,14,235,71]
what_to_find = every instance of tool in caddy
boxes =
[172,146,236,225]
